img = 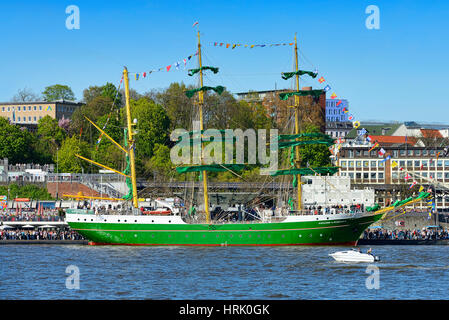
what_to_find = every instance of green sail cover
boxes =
[278,90,324,101]
[279,133,331,140]
[270,166,339,177]
[279,139,334,149]
[185,86,225,98]
[122,129,133,201]
[393,197,414,207]
[281,70,318,80]
[176,164,245,174]
[188,66,219,77]
[366,204,381,212]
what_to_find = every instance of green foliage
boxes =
[0,117,34,163]
[0,184,53,200]
[55,136,91,173]
[298,122,332,168]
[129,97,171,159]
[42,84,75,101]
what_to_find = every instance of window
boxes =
[348,161,354,168]
[444,173,449,180]
[348,150,354,158]
[400,150,406,156]
[415,150,421,156]
[348,172,354,179]
[437,172,442,179]
[378,161,384,168]
[39,106,42,110]
[363,173,369,179]
[423,150,428,156]
[356,173,361,179]
[399,160,406,167]
[422,160,428,167]
[370,172,376,179]
[33,116,36,121]
[363,150,369,156]
[18,117,21,121]
[356,161,361,168]
[407,160,412,167]
[341,161,347,167]
[363,161,369,168]
[28,106,31,111]
[430,150,436,156]
[408,150,413,156]
[370,151,377,157]
[370,161,376,167]
[28,116,31,121]
[444,160,449,167]
[437,160,443,167]
[34,106,37,110]
[356,150,361,157]
[422,172,428,178]
[1,107,4,112]
[378,172,384,179]
[415,160,420,167]
[18,106,21,111]
[393,150,398,157]
[392,172,398,179]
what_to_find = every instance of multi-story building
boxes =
[0,100,83,131]
[325,121,353,139]
[325,99,349,122]
[337,140,449,212]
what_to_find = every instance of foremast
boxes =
[293,33,302,212]
[123,67,139,208]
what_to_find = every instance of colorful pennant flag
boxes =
[318,77,325,83]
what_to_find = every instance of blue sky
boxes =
[0,0,448,123]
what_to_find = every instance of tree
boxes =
[42,84,75,101]
[83,82,122,107]
[0,117,34,163]
[154,82,195,131]
[298,122,332,168]
[56,136,91,173]
[128,97,171,160]
[12,87,40,102]
[143,143,173,180]
[69,96,115,138]
[34,116,67,159]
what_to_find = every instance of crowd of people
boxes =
[0,209,61,222]
[302,204,366,215]
[363,227,449,240]
[0,229,85,241]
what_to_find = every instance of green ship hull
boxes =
[66,211,384,246]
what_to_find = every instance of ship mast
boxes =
[123,67,139,209]
[293,34,302,212]
[196,30,211,223]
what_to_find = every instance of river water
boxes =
[1,244,448,300]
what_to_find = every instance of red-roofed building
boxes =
[368,135,418,147]
[420,129,443,139]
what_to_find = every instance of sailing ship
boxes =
[65,32,423,246]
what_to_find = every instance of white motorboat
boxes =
[329,249,380,263]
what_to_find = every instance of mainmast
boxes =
[123,67,139,208]
[196,30,211,223]
[293,33,302,212]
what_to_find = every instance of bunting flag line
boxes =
[131,52,198,80]
[212,42,294,49]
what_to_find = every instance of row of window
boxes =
[340,159,449,168]
[1,106,48,112]
[345,149,441,158]
[341,172,385,179]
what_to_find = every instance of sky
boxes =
[0,0,448,123]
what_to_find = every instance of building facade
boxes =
[337,143,449,211]
[325,99,349,122]
[0,100,83,130]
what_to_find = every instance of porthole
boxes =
[239,234,243,238]
[281,234,285,238]
[298,234,302,238]
[124,220,127,222]
[309,234,313,238]
[151,234,155,238]
[229,235,233,238]
[84,219,86,221]
[169,220,171,223]
[168,235,172,238]
[258,235,261,238]
[152,220,154,223]
[268,235,271,238]
[216,235,219,238]
[248,235,252,238]
[118,220,120,222]
[135,220,137,222]
[185,235,189,238]
[202,235,206,238]
[134,234,137,238]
